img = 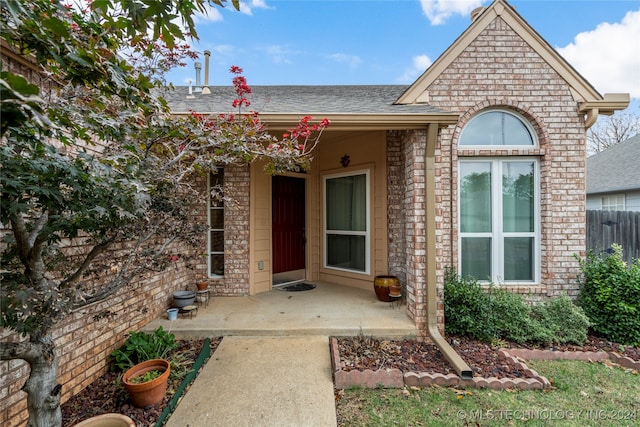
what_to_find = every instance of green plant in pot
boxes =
[121,359,171,408]
[111,327,177,407]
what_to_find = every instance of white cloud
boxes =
[265,45,295,64]
[557,10,640,99]
[327,53,362,70]
[194,5,224,23]
[396,55,433,84]
[419,0,484,25]
[239,0,271,15]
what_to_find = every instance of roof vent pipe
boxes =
[202,50,211,95]
[194,62,202,93]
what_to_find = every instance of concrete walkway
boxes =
[148,283,417,426]
[166,336,337,427]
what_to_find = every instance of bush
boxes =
[531,296,590,345]
[484,287,551,345]
[444,268,590,345]
[443,267,491,340]
[576,244,640,345]
[111,326,177,371]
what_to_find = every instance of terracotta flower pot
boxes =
[389,282,402,297]
[196,281,209,291]
[373,275,400,302]
[73,413,135,427]
[122,359,170,408]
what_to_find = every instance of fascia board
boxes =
[171,112,460,131]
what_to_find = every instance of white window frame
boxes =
[208,170,224,278]
[458,158,541,284]
[322,169,371,275]
[601,194,625,211]
[459,109,538,149]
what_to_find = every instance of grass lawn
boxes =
[336,360,639,426]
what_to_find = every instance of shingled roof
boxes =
[160,85,449,115]
[587,133,640,194]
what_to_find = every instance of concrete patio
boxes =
[143,281,418,339]
[141,282,417,426]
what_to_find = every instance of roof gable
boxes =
[395,0,628,117]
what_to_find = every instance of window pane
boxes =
[461,237,491,280]
[460,162,492,232]
[210,230,224,251]
[502,162,534,232]
[209,254,224,276]
[210,170,224,207]
[504,237,534,281]
[459,111,534,146]
[327,234,366,271]
[210,208,224,229]
[504,114,534,145]
[326,174,366,231]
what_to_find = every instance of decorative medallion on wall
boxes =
[341,154,350,167]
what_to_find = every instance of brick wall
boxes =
[427,16,586,299]
[1,164,251,426]
[0,265,194,426]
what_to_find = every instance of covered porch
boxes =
[144,282,417,339]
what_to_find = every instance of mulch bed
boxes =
[62,335,639,426]
[61,338,221,427]
[336,334,640,379]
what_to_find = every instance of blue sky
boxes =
[165,0,639,110]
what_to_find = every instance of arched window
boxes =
[458,110,539,284]
[459,110,536,147]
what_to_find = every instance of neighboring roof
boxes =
[161,85,459,131]
[395,0,629,119]
[587,134,640,194]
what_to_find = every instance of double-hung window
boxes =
[458,110,539,283]
[323,170,370,274]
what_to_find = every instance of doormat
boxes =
[280,283,316,292]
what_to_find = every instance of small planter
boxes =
[73,413,135,427]
[196,281,209,291]
[373,275,400,302]
[122,359,170,408]
[167,308,178,321]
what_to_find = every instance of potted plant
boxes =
[110,327,177,407]
[73,413,135,427]
[122,359,170,408]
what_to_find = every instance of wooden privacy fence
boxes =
[586,210,640,264]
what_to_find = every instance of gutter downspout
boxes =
[425,124,473,380]
[584,107,598,129]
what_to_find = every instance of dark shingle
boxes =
[587,134,640,194]
[160,85,450,115]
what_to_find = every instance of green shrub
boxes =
[443,267,492,341]
[111,326,177,371]
[484,287,552,345]
[531,296,590,345]
[444,268,590,345]
[576,244,640,345]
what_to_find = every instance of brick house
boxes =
[0,0,630,424]
[164,0,628,330]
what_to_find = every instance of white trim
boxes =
[459,109,538,149]
[322,169,371,275]
[458,158,540,284]
[207,170,225,278]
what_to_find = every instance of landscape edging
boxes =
[330,338,638,390]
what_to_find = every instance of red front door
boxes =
[272,176,306,274]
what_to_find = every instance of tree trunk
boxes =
[0,339,62,427]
